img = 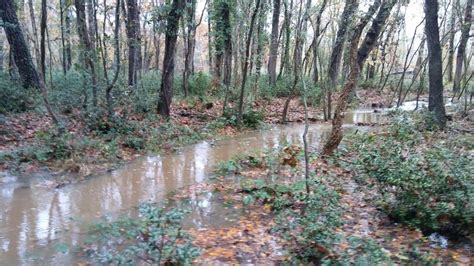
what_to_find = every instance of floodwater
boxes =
[0,110,382,265]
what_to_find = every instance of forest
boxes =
[0,0,473,264]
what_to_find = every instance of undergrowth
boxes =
[84,203,200,264]
[346,111,473,238]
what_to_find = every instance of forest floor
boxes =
[0,90,388,184]
[167,114,473,264]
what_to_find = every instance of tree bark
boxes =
[453,0,472,94]
[268,0,281,86]
[312,0,328,84]
[0,37,4,72]
[1,0,40,89]
[425,0,447,129]
[157,0,185,117]
[237,0,261,127]
[446,0,459,82]
[40,0,47,80]
[0,0,60,127]
[323,0,395,156]
[281,0,311,123]
[125,0,140,88]
[326,0,359,120]
[27,0,40,70]
[75,0,98,107]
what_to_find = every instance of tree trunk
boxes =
[27,0,40,70]
[237,0,261,127]
[281,0,311,123]
[1,0,40,89]
[0,37,4,72]
[157,0,185,117]
[312,0,328,84]
[65,3,72,71]
[446,0,459,82]
[103,0,121,118]
[40,0,47,80]
[425,0,447,129]
[86,0,97,49]
[59,0,67,74]
[453,0,472,94]
[75,0,98,107]
[152,0,161,70]
[183,0,196,97]
[326,0,359,120]
[126,0,140,88]
[268,0,281,86]
[0,0,60,127]
[323,0,395,156]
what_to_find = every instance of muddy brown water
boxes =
[0,111,383,265]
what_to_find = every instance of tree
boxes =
[1,0,41,89]
[281,0,312,123]
[0,39,3,72]
[75,0,98,108]
[40,0,47,80]
[267,0,281,86]
[183,0,207,97]
[237,0,261,127]
[325,0,359,120]
[323,0,396,155]
[425,0,447,129]
[59,0,72,74]
[125,0,140,89]
[453,0,472,94]
[0,0,60,127]
[446,0,459,82]
[157,0,185,117]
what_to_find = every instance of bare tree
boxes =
[446,0,459,82]
[0,0,60,127]
[237,0,261,127]
[325,0,359,120]
[40,0,47,80]
[157,0,185,117]
[425,0,447,129]
[323,0,396,155]
[453,0,472,94]
[75,0,98,107]
[268,0,281,86]
[125,0,140,89]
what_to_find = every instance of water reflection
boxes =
[0,111,382,264]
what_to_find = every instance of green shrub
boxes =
[123,136,145,151]
[133,71,161,113]
[189,71,211,96]
[0,72,37,113]
[86,203,200,264]
[273,179,343,263]
[49,70,86,113]
[221,109,264,129]
[349,113,473,237]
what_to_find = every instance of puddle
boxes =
[0,110,382,264]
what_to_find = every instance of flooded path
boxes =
[0,111,382,265]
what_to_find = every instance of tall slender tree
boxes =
[40,0,47,80]
[323,0,396,155]
[325,0,359,120]
[0,0,60,127]
[425,0,447,129]
[237,0,261,127]
[75,0,98,107]
[125,0,140,88]
[453,0,472,94]
[158,0,185,117]
[268,0,281,86]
